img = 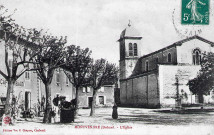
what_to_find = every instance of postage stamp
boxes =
[181,0,209,25]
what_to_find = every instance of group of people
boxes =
[51,94,76,123]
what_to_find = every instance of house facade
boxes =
[119,24,214,108]
[0,40,114,113]
[0,47,75,112]
[78,85,115,108]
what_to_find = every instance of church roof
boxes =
[174,35,214,46]
[118,23,142,41]
[129,35,214,78]
[140,35,214,60]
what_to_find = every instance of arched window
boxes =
[25,64,30,80]
[155,57,159,64]
[134,43,138,56]
[145,61,149,71]
[155,57,159,67]
[193,49,201,65]
[168,53,172,63]
[129,43,133,56]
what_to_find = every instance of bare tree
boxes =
[0,5,40,118]
[63,45,92,116]
[31,35,67,123]
[88,59,118,116]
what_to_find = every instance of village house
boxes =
[0,42,115,115]
[78,84,115,108]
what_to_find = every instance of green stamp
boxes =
[182,0,209,25]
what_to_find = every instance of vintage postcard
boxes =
[0,0,214,135]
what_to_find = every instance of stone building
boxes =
[0,41,114,113]
[78,85,115,108]
[119,24,214,108]
[0,44,75,111]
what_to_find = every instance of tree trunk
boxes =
[43,83,52,123]
[198,93,204,104]
[5,79,15,117]
[90,89,97,116]
[74,86,79,116]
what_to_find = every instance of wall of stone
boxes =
[127,79,133,104]
[158,65,214,107]
[177,39,214,64]
[140,46,177,73]
[120,72,160,108]
[78,86,114,108]
[148,74,160,107]
[120,81,127,104]
[125,59,138,78]
[125,39,142,58]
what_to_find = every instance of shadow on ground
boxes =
[105,109,214,125]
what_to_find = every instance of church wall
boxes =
[132,78,137,104]
[119,39,126,61]
[125,59,138,78]
[127,79,133,104]
[119,61,126,80]
[141,57,150,72]
[158,65,214,107]
[140,47,177,73]
[153,52,163,62]
[120,81,127,104]
[119,72,160,108]
[162,47,177,64]
[159,65,177,107]
[125,39,142,57]
[177,39,213,64]
[147,56,154,71]
[132,77,147,105]
[148,74,160,108]
[152,53,162,69]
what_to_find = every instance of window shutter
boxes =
[103,96,106,105]
[83,87,86,93]
[100,87,104,92]
[87,87,91,92]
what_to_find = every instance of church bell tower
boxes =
[118,21,142,80]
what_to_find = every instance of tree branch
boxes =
[16,68,27,79]
[0,69,8,80]
[5,44,10,77]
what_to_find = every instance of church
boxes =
[119,24,214,108]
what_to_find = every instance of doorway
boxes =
[88,97,93,108]
[25,91,31,110]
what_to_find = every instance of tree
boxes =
[188,52,214,103]
[0,5,40,118]
[31,34,67,123]
[88,59,118,116]
[62,45,92,116]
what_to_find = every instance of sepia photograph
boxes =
[0,0,214,135]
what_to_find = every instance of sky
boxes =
[1,0,214,64]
